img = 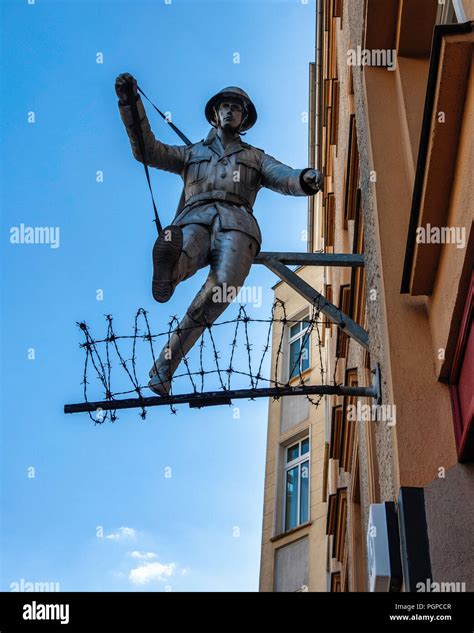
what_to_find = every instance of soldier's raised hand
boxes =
[302,169,324,192]
[115,73,138,104]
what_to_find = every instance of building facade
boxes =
[260,0,473,592]
[258,265,328,592]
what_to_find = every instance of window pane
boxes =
[301,438,310,455]
[285,466,299,531]
[289,322,301,339]
[289,339,301,378]
[300,460,310,524]
[287,443,299,462]
[300,334,310,372]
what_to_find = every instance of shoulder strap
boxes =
[127,86,163,234]
[138,87,192,147]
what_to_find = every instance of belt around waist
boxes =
[183,190,252,213]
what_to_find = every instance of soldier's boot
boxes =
[152,225,183,303]
[148,365,172,396]
[148,239,256,395]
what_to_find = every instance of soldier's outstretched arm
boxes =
[260,152,323,196]
[115,73,185,175]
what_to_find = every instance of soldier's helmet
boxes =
[205,87,257,132]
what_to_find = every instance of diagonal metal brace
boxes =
[262,258,369,349]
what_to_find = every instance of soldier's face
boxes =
[217,100,244,130]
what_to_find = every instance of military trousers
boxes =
[151,213,259,382]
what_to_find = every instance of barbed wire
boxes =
[77,299,333,423]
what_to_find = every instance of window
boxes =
[324,285,333,329]
[436,0,459,24]
[333,0,343,21]
[284,437,310,531]
[331,571,342,592]
[330,80,340,147]
[288,317,311,379]
[330,405,343,459]
[324,193,335,248]
[344,114,359,225]
[341,368,358,472]
[336,285,351,358]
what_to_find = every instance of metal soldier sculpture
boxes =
[115,73,323,395]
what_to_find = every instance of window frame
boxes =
[436,0,460,24]
[336,284,351,358]
[283,437,311,532]
[287,312,312,381]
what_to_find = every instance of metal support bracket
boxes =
[259,257,369,349]
[372,363,382,406]
[255,252,364,267]
[64,251,374,415]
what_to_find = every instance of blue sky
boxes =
[1,0,315,591]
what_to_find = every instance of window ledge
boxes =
[289,368,312,385]
[270,521,313,543]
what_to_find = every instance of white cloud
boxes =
[129,551,157,560]
[129,561,176,585]
[105,527,137,541]
[181,567,190,576]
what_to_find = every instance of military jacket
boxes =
[119,97,314,249]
